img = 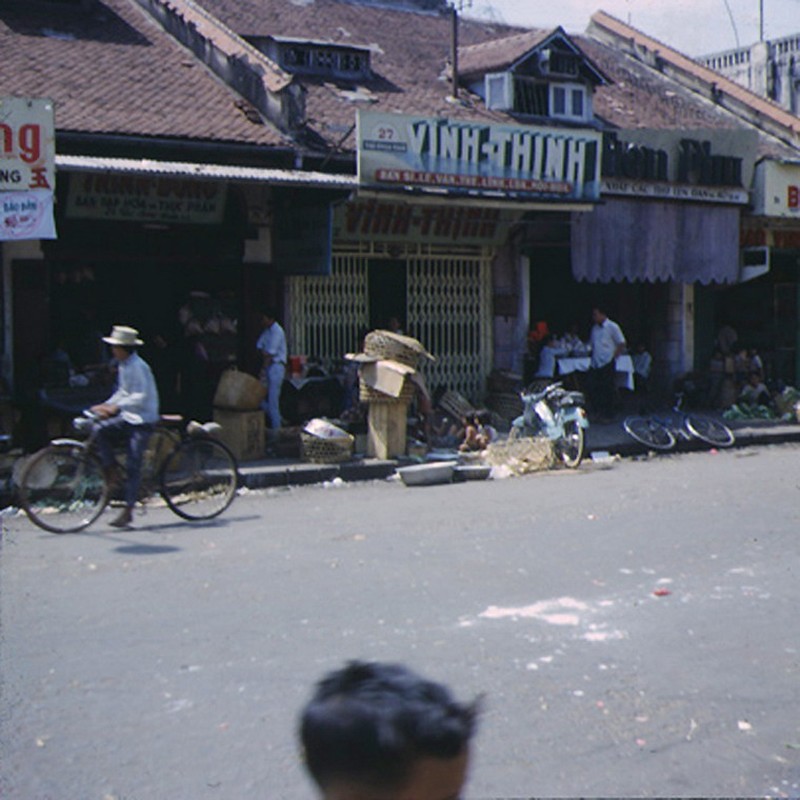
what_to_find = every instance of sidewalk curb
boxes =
[237,421,800,490]
[238,458,398,490]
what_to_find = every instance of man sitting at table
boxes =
[535,334,560,379]
[588,306,626,422]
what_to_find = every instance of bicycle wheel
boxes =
[623,416,676,451]
[18,443,108,533]
[160,438,238,521]
[685,415,735,448]
[556,420,585,468]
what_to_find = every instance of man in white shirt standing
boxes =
[90,325,160,528]
[589,306,626,421]
[256,306,287,435]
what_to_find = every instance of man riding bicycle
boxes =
[88,325,160,528]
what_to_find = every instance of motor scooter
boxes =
[511,381,589,468]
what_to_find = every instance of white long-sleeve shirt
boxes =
[106,352,160,425]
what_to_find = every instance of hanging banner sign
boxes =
[357,110,601,201]
[0,96,56,192]
[66,173,227,224]
[0,190,57,240]
[601,129,756,204]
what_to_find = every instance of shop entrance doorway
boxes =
[368,259,406,332]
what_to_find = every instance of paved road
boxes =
[2,444,800,799]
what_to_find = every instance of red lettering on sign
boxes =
[28,167,50,190]
[789,185,799,208]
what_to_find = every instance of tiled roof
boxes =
[0,0,290,148]
[196,0,527,150]
[576,34,800,160]
[458,28,552,77]
[589,11,800,140]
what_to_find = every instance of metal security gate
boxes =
[289,243,493,403]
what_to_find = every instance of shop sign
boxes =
[357,110,601,201]
[333,199,519,244]
[66,173,226,224]
[0,96,55,192]
[751,159,800,218]
[0,189,56,241]
[601,129,756,204]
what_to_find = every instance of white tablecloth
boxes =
[557,354,635,391]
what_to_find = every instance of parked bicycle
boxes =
[623,394,735,451]
[18,414,239,533]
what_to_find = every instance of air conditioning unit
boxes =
[740,246,770,282]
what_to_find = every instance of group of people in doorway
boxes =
[530,305,643,423]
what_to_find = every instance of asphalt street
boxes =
[1,443,800,799]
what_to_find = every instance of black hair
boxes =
[261,306,279,321]
[299,660,478,793]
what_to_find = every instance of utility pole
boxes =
[448,0,471,100]
[759,0,764,42]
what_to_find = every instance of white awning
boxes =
[571,197,741,284]
[55,154,358,190]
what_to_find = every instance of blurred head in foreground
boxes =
[299,660,479,800]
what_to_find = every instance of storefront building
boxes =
[286,110,603,402]
[731,157,800,386]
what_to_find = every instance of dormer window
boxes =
[247,36,372,80]
[461,28,608,124]
[486,72,590,121]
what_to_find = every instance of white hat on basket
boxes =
[102,325,144,347]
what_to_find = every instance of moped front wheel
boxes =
[557,420,585,468]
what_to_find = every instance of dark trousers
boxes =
[94,418,153,508]
[589,361,616,418]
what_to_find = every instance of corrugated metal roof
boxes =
[55,154,358,188]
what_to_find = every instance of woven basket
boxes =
[483,434,554,475]
[438,390,474,420]
[300,431,354,463]
[363,330,432,369]
[213,368,266,411]
[487,391,524,422]
[359,379,416,404]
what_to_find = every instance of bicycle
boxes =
[17,414,239,533]
[622,394,735,452]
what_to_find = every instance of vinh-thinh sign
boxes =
[357,110,601,202]
[1,96,57,240]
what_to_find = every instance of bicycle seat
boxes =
[160,414,184,427]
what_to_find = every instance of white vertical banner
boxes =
[1,96,56,239]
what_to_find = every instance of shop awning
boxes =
[571,198,741,284]
[55,155,359,190]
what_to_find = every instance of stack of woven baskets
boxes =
[346,330,434,458]
[347,330,434,404]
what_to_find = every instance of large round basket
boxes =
[363,330,432,369]
[300,431,354,464]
